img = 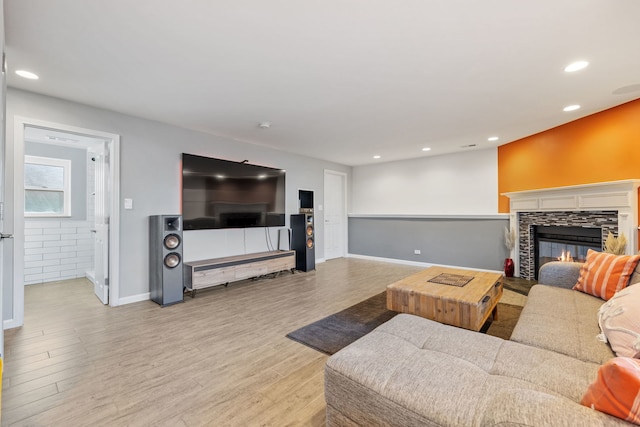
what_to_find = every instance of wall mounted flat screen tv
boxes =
[182,153,286,230]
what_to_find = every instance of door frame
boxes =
[7,117,121,328]
[323,169,348,259]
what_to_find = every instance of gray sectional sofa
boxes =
[325,262,636,426]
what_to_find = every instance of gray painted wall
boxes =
[4,88,351,320]
[24,141,87,220]
[349,216,510,271]
[3,88,509,324]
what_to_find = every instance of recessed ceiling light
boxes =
[612,84,640,95]
[15,70,39,80]
[563,104,581,112]
[564,61,589,73]
[373,155,381,159]
[258,122,271,129]
[487,136,499,142]
[422,147,431,152]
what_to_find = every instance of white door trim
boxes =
[323,169,348,259]
[7,117,121,328]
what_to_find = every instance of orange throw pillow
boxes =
[573,250,640,301]
[581,357,640,424]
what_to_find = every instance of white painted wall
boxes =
[351,148,498,214]
[23,220,94,284]
[183,227,283,262]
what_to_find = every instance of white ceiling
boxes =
[5,0,640,166]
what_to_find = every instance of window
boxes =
[24,155,71,217]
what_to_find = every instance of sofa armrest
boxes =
[537,261,583,289]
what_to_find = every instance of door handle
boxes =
[0,233,13,239]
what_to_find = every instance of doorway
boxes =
[9,117,120,328]
[323,170,347,260]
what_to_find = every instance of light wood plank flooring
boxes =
[3,258,526,426]
[2,258,430,426]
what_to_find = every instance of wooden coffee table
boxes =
[386,266,503,331]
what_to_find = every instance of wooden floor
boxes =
[2,258,429,426]
[502,276,537,296]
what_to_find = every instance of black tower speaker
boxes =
[149,215,184,306]
[291,214,315,272]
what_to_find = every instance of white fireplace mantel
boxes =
[502,180,640,277]
[503,180,640,214]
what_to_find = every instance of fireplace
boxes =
[517,211,617,279]
[503,180,640,281]
[533,225,602,279]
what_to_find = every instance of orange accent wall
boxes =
[498,98,640,213]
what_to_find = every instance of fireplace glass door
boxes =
[534,225,602,279]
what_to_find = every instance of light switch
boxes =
[124,198,133,210]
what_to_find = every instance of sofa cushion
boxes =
[480,389,632,427]
[510,285,615,364]
[581,357,640,425]
[325,314,630,426]
[573,250,640,300]
[598,285,640,358]
[326,314,506,426]
[538,261,584,289]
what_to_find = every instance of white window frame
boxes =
[24,155,72,217]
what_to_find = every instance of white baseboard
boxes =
[346,253,502,274]
[118,292,150,305]
[85,270,96,285]
[316,258,326,264]
[347,253,434,268]
[4,318,22,330]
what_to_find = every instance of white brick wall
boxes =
[24,219,95,285]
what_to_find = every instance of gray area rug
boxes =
[286,292,523,355]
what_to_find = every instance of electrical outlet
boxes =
[414,249,421,255]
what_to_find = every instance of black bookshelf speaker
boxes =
[291,214,315,272]
[149,215,184,306]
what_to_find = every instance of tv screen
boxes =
[182,154,286,230]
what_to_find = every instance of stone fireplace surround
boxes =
[503,180,640,280]
[518,210,617,280]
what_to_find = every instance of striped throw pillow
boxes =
[573,250,640,301]
[581,357,640,424]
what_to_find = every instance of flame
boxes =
[558,250,574,262]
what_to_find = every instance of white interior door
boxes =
[91,144,109,304]
[324,170,347,260]
[0,35,7,358]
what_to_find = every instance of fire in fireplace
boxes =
[533,225,602,279]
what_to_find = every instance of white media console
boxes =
[184,250,295,295]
